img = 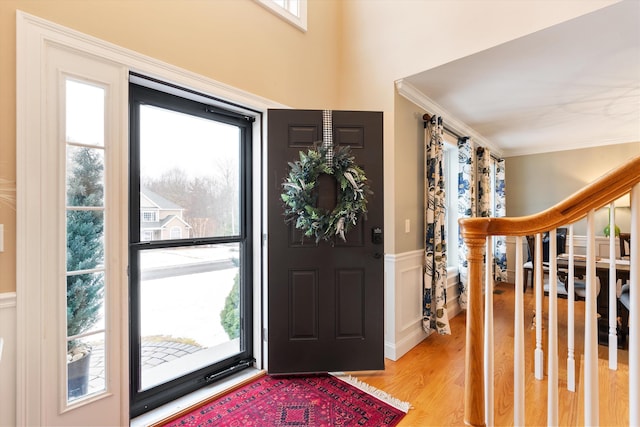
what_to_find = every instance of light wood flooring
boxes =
[351,282,630,426]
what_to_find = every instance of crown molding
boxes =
[396,79,504,158]
[502,137,640,158]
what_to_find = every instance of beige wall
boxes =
[393,93,428,254]
[506,142,640,235]
[336,0,617,255]
[0,0,619,292]
[0,0,344,293]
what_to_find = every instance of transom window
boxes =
[255,0,307,31]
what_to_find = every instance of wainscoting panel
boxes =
[399,264,423,333]
[0,292,16,427]
[384,251,462,361]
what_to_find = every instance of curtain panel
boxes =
[423,117,451,335]
[457,139,507,309]
[494,158,507,282]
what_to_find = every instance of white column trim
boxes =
[0,292,17,427]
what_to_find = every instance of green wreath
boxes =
[281,143,372,243]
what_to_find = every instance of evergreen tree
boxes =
[220,273,240,339]
[66,147,105,345]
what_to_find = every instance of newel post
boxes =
[463,235,486,426]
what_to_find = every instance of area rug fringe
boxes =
[330,372,412,413]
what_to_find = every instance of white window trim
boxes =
[254,0,308,32]
[17,10,284,426]
[18,33,128,424]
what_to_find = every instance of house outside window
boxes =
[139,188,191,241]
[169,226,182,239]
[141,211,158,222]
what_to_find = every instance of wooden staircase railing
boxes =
[459,155,640,426]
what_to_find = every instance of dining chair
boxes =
[618,233,631,342]
[523,235,535,292]
[523,228,568,292]
[620,233,631,258]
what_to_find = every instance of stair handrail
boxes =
[459,154,640,426]
[461,155,640,239]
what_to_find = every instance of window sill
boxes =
[130,368,263,426]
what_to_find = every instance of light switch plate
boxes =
[0,224,4,252]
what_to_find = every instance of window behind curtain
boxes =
[443,138,459,270]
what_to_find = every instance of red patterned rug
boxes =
[160,373,409,426]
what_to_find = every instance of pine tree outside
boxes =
[65,79,107,401]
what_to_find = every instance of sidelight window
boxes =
[65,79,108,403]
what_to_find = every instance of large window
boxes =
[129,82,254,417]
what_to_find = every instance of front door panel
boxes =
[267,109,384,374]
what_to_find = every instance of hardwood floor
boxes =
[351,282,630,426]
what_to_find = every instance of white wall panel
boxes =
[0,292,16,427]
[384,250,462,361]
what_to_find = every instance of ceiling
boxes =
[401,1,640,158]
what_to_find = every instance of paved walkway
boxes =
[87,340,202,395]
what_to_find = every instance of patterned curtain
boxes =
[494,158,507,282]
[458,140,507,308]
[457,138,475,309]
[423,116,451,335]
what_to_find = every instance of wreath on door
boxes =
[281,143,371,243]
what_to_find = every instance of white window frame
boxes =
[254,0,307,32]
[17,25,128,424]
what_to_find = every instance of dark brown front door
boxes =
[267,109,384,374]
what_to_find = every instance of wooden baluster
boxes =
[534,233,544,380]
[567,225,576,391]
[630,184,639,425]
[547,229,559,425]
[584,210,599,425]
[609,201,618,369]
[464,235,486,427]
[514,236,525,425]
[484,236,494,426]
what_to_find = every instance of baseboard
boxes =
[385,327,427,361]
